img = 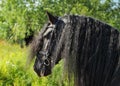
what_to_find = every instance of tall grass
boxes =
[0,40,67,86]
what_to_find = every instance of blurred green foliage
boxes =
[0,0,119,43]
[0,0,120,85]
[0,40,67,86]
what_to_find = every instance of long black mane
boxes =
[29,14,120,86]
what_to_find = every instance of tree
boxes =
[0,0,119,43]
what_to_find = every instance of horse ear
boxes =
[46,12,58,24]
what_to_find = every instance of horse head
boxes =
[30,12,66,77]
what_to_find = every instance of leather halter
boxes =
[37,19,60,67]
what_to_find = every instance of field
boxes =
[0,40,66,86]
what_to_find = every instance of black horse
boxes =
[28,12,120,86]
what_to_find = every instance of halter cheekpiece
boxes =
[37,18,61,67]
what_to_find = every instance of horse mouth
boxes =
[39,71,45,77]
[35,71,46,77]
[37,71,51,77]
[34,68,51,77]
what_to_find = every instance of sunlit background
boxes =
[0,0,120,86]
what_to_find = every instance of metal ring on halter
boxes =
[44,58,50,66]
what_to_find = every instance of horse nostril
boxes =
[44,59,50,66]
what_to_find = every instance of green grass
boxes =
[0,40,67,86]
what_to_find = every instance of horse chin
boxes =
[39,71,44,77]
[37,71,51,77]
